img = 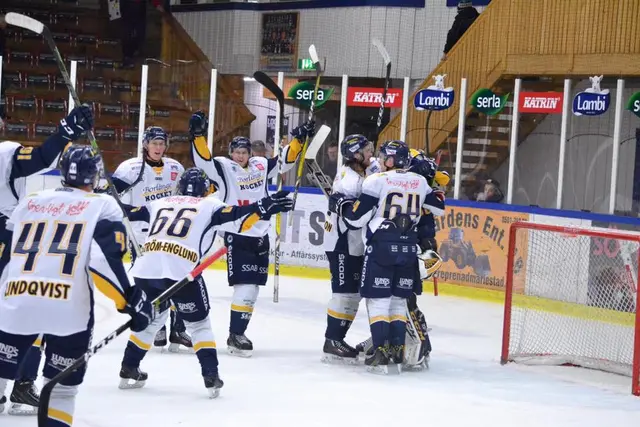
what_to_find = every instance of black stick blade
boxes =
[253,71,284,105]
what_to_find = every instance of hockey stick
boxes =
[289,44,322,224]
[372,38,391,150]
[5,12,142,258]
[37,246,228,427]
[253,70,285,303]
[303,125,332,198]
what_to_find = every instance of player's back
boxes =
[362,169,430,234]
[0,187,123,335]
[131,195,223,281]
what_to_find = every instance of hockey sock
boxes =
[170,308,187,334]
[325,293,360,340]
[389,296,408,346]
[46,382,77,427]
[16,338,43,382]
[229,284,259,335]
[122,310,169,368]
[0,378,7,396]
[185,317,219,377]
[366,298,391,348]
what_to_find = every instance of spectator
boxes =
[322,141,339,180]
[442,0,479,61]
[475,179,504,203]
[120,0,164,67]
[0,15,6,127]
[252,140,274,158]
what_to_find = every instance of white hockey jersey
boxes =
[343,169,444,238]
[0,188,133,336]
[191,135,301,238]
[324,159,380,256]
[130,195,258,281]
[112,157,184,242]
[0,142,31,218]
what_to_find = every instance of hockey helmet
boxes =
[177,167,211,198]
[379,140,410,169]
[142,126,169,150]
[229,136,252,156]
[59,144,102,188]
[340,134,372,162]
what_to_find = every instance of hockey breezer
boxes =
[37,247,228,427]
[290,44,323,220]
[4,12,142,257]
[253,70,286,302]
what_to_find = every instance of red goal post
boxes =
[501,221,640,396]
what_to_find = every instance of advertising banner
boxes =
[260,12,299,71]
[346,87,403,108]
[519,92,564,114]
[433,206,529,290]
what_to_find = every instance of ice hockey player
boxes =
[354,152,448,371]
[0,104,94,415]
[321,134,380,363]
[0,144,154,425]
[118,167,294,397]
[328,140,445,374]
[111,126,192,353]
[189,110,313,357]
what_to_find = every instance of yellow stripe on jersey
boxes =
[239,213,260,233]
[193,136,212,161]
[390,314,407,322]
[129,334,152,351]
[285,138,303,163]
[91,272,127,310]
[32,336,43,347]
[193,341,217,352]
[369,315,390,324]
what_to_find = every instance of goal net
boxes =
[501,222,640,396]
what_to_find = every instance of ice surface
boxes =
[5,270,640,426]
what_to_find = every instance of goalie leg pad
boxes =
[403,294,432,370]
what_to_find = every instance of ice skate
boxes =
[168,330,194,354]
[8,380,39,415]
[227,333,253,358]
[365,346,392,375]
[355,337,373,357]
[321,339,358,364]
[0,395,6,413]
[154,326,167,347]
[118,365,148,389]
[204,374,224,399]
[387,345,404,375]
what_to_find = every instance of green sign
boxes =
[287,81,334,108]
[469,88,510,116]
[627,91,640,118]
[298,58,315,71]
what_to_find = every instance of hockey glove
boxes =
[290,120,316,140]
[433,190,445,203]
[328,192,355,216]
[257,190,294,217]
[419,236,438,253]
[120,286,155,333]
[58,104,94,141]
[189,110,208,138]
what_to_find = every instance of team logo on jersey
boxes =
[255,163,264,171]
[237,173,264,191]
[171,172,178,181]
[573,75,610,116]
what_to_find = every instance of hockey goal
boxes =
[501,222,640,396]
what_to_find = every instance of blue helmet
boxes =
[229,136,251,156]
[379,140,410,169]
[59,144,102,188]
[340,134,372,162]
[177,167,211,197]
[142,126,169,150]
